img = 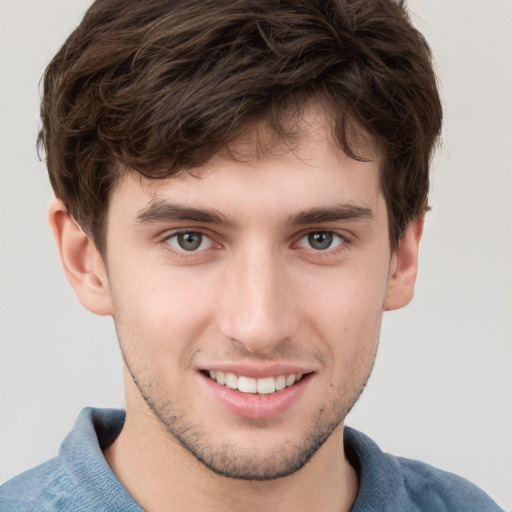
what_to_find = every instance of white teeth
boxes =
[225,372,238,389]
[286,374,296,387]
[207,371,305,394]
[257,376,276,394]
[275,375,286,391]
[238,376,257,393]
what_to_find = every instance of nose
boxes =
[217,246,298,355]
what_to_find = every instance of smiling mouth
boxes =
[204,370,305,395]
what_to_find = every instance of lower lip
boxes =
[200,373,313,420]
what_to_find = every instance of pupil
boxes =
[178,232,202,250]
[308,232,332,250]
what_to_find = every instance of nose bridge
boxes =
[218,242,297,353]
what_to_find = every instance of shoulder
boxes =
[0,408,135,512]
[0,457,80,511]
[395,456,504,511]
[345,427,504,511]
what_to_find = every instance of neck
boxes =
[104,403,358,512]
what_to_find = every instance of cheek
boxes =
[300,263,387,358]
[302,262,388,323]
[109,265,218,361]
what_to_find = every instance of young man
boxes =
[0,0,504,510]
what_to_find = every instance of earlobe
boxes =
[48,199,113,316]
[384,216,424,311]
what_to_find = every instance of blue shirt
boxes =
[0,408,504,511]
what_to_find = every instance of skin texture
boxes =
[49,110,422,512]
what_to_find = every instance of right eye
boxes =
[166,231,214,252]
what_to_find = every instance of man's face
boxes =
[102,115,395,480]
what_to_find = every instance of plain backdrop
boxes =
[1,0,511,508]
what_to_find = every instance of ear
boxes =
[384,216,424,311]
[48,199,113,316]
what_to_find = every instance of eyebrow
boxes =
[135,201,374,227]
[288,204,374,225]
[136,201,236,226]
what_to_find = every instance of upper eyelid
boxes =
[162,229,215,246]
[294,228,350,241]
[162,228,213,240]
[296,230,346,244]
[161,228,350,240]
[159,228,352,250]
[288,232,350,258]
[163,230,217,255]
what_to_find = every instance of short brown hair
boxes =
[39,0,442,254]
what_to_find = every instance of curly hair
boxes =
[38,0,442,254]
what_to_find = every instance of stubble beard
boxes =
[121,348,376,481]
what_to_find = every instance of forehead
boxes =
[220,101,380,164]
[111,107,384,223]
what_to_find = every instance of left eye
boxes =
[297,231,344,251]
[166,232,214,252]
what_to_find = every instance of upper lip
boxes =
[198,362,317,379]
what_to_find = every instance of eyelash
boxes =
[162,230,217,256]
[294,231,348,252]
[160,229,350,257]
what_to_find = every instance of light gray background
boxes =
[1,0,511,508]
